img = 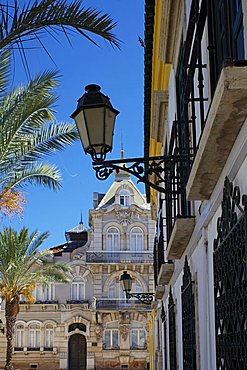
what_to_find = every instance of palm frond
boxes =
[6,122,79,166]
[0,49,11,99]
[2,162,62,191]
[0,0,121,50]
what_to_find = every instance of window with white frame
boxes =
[130,321,146,348]
[130,227,143,252]
[28,324,41,349]
[15,324,24,349]
[33,284,42,301]
[71,277,85,301]
[32,284,55,302]
[104,322,119,348]
[119,190,130,206]
[44,325,54,348]
[44,284,55,301]
[106,227,120,252]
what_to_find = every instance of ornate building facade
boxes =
[0,170,155,370]
[143,0,247,369]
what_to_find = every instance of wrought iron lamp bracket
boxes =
[93,154,191,194]
[125,292,154,305]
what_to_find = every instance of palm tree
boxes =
[0,50,79,216]
[0,0,120,51]
[0,226,70,370]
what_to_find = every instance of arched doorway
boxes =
[68,334,86,370]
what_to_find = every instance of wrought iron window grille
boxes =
[214,177,247,370]
[181,256,197,370]
[168,287,177,370]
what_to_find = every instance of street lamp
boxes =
[71,85,191,193]
[71,84,119,163]
[119,271,154,305]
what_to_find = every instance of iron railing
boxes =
[181,257,197,370]
[168,288,177,370]
[175,0,245,162]
[86,251,153,263]
[96,299,152,310]
[66,300,89,305]
[130,344,147,350]
[20,300,58,305]
[160,0,245,249]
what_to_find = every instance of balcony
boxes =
[167,217,195,259]
[155,262,174,299]
[130,344,147,350]
[187,64,247,200]
[66,300,89,305]
[96,299,152,310]
[86,251,153,264]
[102,344,120,350]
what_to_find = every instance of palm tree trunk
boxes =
[4,297,19,370]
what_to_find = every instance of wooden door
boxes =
[68,334,86,370]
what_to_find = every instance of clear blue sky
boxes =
[2,0,146,249]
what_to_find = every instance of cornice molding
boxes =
[160,0,183,63]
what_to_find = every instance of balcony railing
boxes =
[102,343,120,350]
[66,300,89,305]
[96,299,152,310]
[175,0,246,179]
[130,344,147,350]
[161,0,246,245]
[86,251,153,263]
[20,300,58,305]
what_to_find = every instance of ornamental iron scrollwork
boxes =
[214,177,247,370]
[181,256,197,370]
[126,292,154,305]
[168,287,177,370]
[93,155,191,194]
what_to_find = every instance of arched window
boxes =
[130,227,143,252]
[15,324,24,350]
[71,278,85,301]
[132,279,143,293]
[28,324,41,349]
[103,322,119,349]
[108,280,116,298]
[119,190,130,206]
[130,321,146,349]
[44,324,54,349]
[106,227,120,252]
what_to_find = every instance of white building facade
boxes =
[144,0,247,369]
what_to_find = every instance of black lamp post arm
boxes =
[93,154,192,194]
[126,292,154,305]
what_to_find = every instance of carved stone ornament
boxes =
[119,312,131,324]
[94,324,103,340]
[119,324,130,341]
[115,209,134,227]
